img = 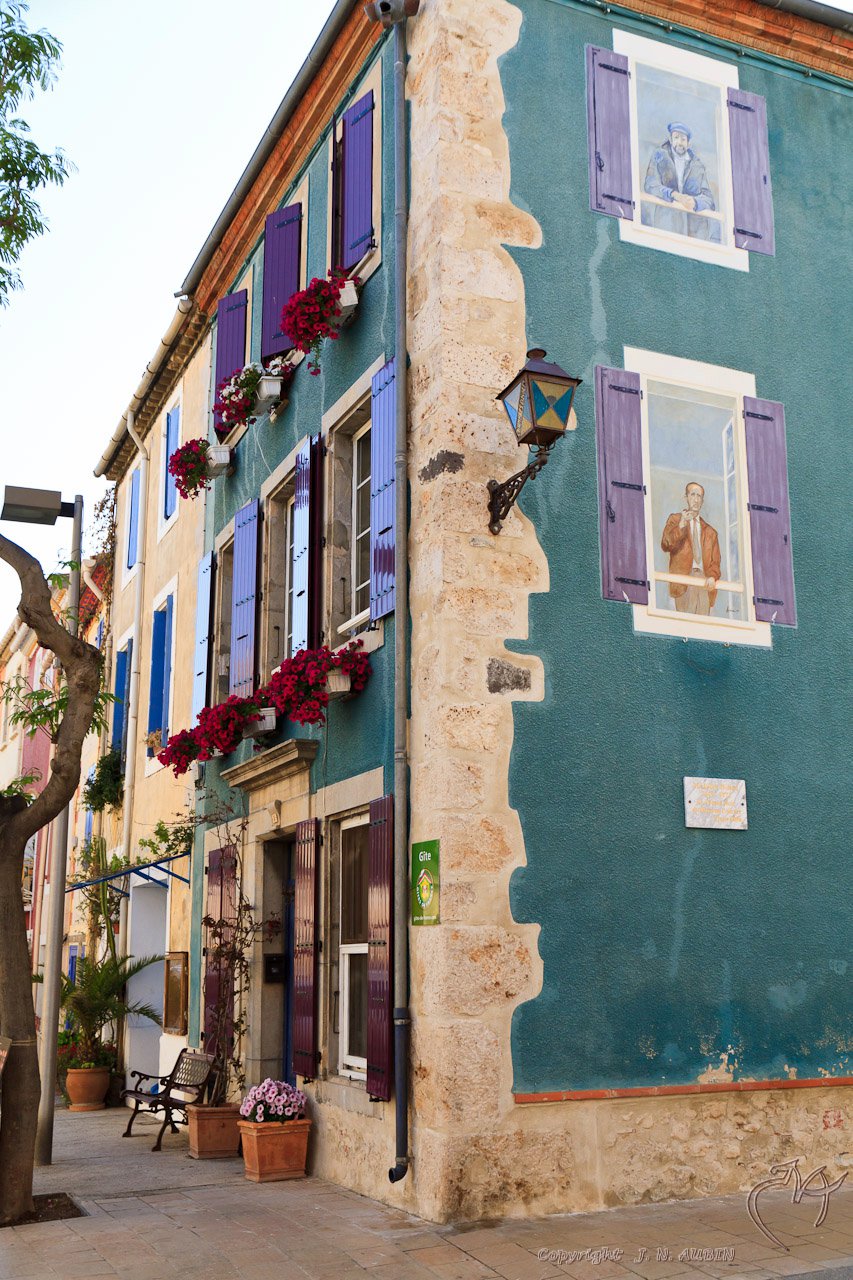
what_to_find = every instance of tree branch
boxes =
[0,532,102,846]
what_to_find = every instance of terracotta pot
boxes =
[238,1118,311,1182]
[66,1066,110,1112]
[187,1103,241,1159]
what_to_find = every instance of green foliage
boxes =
[58,954,162,1063]
[137,815,194,864]
[71,836,128,959]
[0,769,40,800]
[2,671,115,743]
[82,747,123,813]
[0,2,73,304]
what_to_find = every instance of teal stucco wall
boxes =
[502,1,853,1093]
[187,34,397,1046]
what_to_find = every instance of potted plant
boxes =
[238,1080,310,1181]
[213,363,265,437]
[254,356,295,413]
[280,269,360,375]
[168,439,233,500]
[58,955,162,1111]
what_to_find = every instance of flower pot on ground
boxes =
[187,1103,242,1159]
[65,1066,111,1112]
[238,1080,310,1182]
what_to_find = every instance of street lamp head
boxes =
[1,486,67,526]
[497,348,582,449]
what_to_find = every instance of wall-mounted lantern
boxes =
[487,349,581,534]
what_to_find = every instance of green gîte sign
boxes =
[411,839,440,925]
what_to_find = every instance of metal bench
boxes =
[121,1048,216,1151]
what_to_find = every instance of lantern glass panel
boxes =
[530,377,576,435]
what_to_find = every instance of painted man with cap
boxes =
[643,122,717,239]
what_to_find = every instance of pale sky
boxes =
[0,0,336,627]
[0,0,849,628]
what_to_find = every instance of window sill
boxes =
[631,604,772,648]
[310,1075,385,1118]
[335,617,384,657]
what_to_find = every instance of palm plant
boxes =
[60,954,162,1064]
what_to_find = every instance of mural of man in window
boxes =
[661,482,721,615]
[643,122,717,240]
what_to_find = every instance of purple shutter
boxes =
[308,436,324,649]
[367,795,393,1101]
[203,848,237,1057]
[214,291,248,433]
[262,203,302,360]
[293,818,320,1080]
[595,366,648,604]
[192,552,214,720]
[340,90,375,273]
[229,500,259,697]
[744,397,796,626]
[586,47,633,220]
[370,360,396,621]
[728,89,775,255]
[291,443,311,654]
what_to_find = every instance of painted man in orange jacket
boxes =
[660,482,721,615]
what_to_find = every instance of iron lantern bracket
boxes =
[487,444,553,535]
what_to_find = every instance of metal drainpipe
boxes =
[389,12,411,1186]
[118,409,149,958]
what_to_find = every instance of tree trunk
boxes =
[0,822,41,1226]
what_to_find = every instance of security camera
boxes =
[364,0,420,27]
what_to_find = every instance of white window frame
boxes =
[613,30,748,273]
[338,811,370,1080]
[157,395,182,543]
[624,346,771,649]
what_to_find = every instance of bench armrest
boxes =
[128,1069,169,1086]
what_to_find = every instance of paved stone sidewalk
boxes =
[0,1108,851,1280]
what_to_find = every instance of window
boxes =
[261,186,307,363]
[334,816,370,1079]
[213,289,248,438]
[213,540,234,703]
[147,595,174,755]
[264,482,297,679]
[329,66,382,282]
[586,33,774,270]
[595,349,795,647]
[163,405,180,523]
[126,469,140,570]
[330,400,372,639]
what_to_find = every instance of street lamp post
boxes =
[1,485,84,1167]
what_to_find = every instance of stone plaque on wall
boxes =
[683,777,747,830]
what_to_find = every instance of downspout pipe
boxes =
[389,12,411,1186]
[117,410,149,957]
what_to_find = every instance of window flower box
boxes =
[326,668,352,699]
[206,446,233,478]
[242,707,276,739]
[333,279,359,329]
[280,271,361,376]
[254,375,284,411]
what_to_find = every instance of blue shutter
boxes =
[262,203,302,360]
[112,646,128,750]
[340,90,375,273]
[120,639,133,765]
[164,408,180,519]
[291,444,311,654]
[586,47,633,220]
[148,609,167,742]
[160,595,174,740]
[370,359,396,621]
[192,553,215,720]
[127,470,140,569]
[95,619,104,650]
[308,436,324,650]
[229,500,260,697]
[83,770,95,845]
